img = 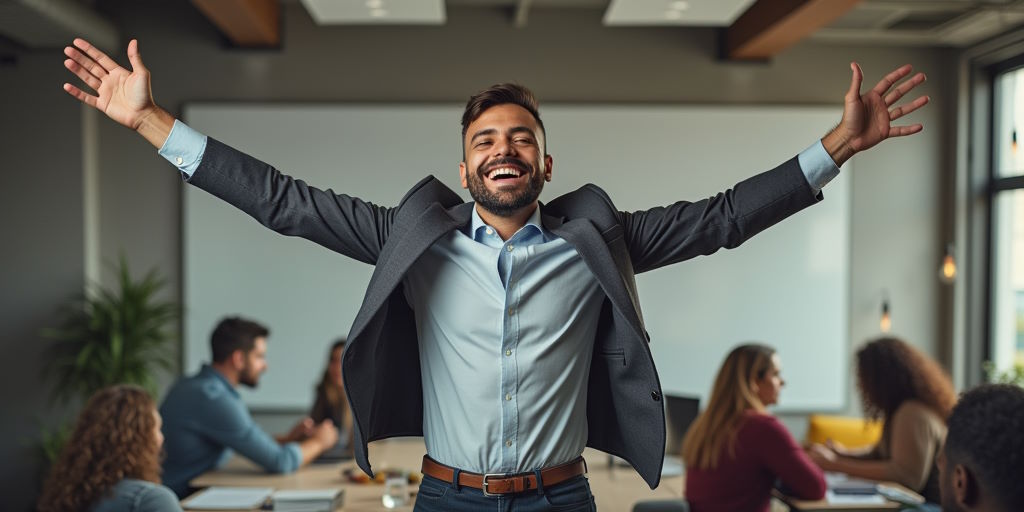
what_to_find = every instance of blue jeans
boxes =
[413,474,597,512]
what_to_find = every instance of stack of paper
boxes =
[272,489,344,512]
[183,487,274,510]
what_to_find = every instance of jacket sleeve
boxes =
[620,156,821,274]
[186,137,396,265]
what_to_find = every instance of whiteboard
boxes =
[183,104,849,412]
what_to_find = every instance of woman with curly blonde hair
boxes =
[809,336,956,504]
[37,385,181,512]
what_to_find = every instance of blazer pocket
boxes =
[599,348,626,366]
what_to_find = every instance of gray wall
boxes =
[0,45,85,511]
[0,0,957,509]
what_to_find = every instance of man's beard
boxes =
[467,157,545,217]
[239,365,260,388]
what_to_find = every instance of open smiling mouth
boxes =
[487,166,524,180]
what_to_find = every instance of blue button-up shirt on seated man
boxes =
[159,317,339,497]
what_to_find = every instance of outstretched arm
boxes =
[63,38,174,148]
[62,38,395,263]
[822,62,929,167]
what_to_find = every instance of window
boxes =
[990,66,1024,372]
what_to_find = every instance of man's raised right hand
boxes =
[63,38,173,148]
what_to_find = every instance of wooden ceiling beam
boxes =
[192,0,280,47]
[725,0,862,60]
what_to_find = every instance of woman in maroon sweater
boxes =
[682,344,826,512]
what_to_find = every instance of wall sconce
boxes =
[880,292,892,333]
[939,244,957,284]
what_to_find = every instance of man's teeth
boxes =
[487,167,522,179]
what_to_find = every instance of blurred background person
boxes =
[37,385,180,512]
[682,344,825,512]
[310,338,354,457]
[938,384,1024,512]
[809,336,955,504]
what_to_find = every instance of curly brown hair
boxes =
[855,337,956,423]
[37,385,161,512]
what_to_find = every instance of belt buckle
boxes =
[481,473,505,497]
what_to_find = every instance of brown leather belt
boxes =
[420,456,587,497]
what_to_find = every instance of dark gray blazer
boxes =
[189,138,821,489]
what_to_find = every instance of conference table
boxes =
[187,438,919,511]
[187,438,683,511]
[773,484,922,512]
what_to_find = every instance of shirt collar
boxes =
[470,204,545,243]
[201,363,240,397]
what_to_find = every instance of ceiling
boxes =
[2,0,1024,59]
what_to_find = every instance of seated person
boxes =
[160,317,338,497]
[809,336,955,503]
[310,338,354,457]
[939,384,1024,512]
[683,344,826,512]
[38,385,181,512]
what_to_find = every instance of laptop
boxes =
[661,394,700,477]
[605,394,699,478]
[313,440,354,464]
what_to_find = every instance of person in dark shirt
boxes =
[310,339,354,456]
[938,384,1024,512]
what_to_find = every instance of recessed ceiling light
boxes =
[664,9,683,20]
[370,8,388,17]
[365,0,383,8]
[669,1,689,10]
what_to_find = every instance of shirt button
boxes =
[175,156,184,165]
[508,307,515,315]
[485,228,493,235]
[505,349,512,356]
[506,245,514,252]
[506,440,513,447]
[505,393,512,401]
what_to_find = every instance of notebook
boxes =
[272,489,344,512]
[182,487,274,510]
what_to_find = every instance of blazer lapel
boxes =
[546,215,648,342]
[349,202,473,341]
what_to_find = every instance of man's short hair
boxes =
[945,383,1024,510]
[210,317,269,363]
[460,83,546,155]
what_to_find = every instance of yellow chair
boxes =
[806,414,883,449]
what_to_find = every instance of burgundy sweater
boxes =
[685,412,826,512]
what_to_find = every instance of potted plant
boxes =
[37,255,179,461]
[984,361,1024,387]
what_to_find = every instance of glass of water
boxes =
[382,475,410,508]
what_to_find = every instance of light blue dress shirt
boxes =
[158,120,841,474]
[159,365,302,496]
[402,206,603,473]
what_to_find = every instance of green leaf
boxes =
[40,254,180,405]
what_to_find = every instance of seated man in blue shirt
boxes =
[160,317,339,497]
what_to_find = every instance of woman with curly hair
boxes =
[809,336,956,504]
[37,385,181,512]
[682,344,826,512]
